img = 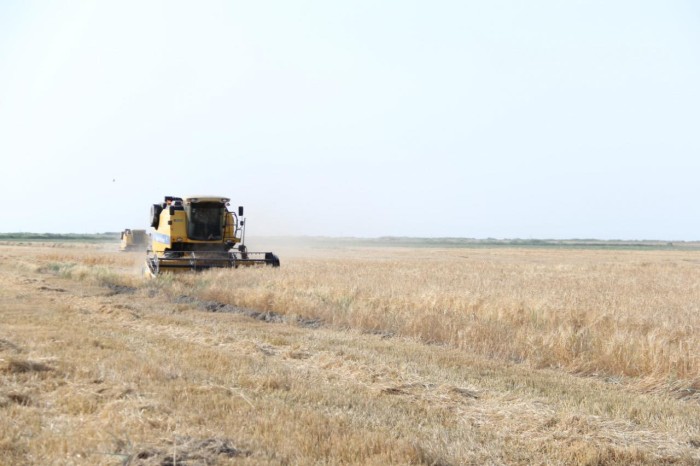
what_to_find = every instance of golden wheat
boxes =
[1,242,699,465]
[171,247,700,393]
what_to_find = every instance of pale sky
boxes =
[1,1,699,239]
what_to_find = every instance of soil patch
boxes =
[174,295,322,328]
[125,436,248,465]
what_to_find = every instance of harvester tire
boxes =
[150,204,163,228]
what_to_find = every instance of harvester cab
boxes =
[145,195,280,277]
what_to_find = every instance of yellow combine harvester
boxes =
[119,229,147,251]
[145,195,280,277]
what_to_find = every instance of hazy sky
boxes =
[1,1,699,239]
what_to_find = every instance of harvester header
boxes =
[145,195,279,277]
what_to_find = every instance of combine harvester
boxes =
[145,195,280,277]
[119,229,148,251]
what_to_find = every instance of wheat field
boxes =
[1,241,699,465]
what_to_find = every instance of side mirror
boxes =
[238,206,244,216]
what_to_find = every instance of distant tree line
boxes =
[0,232,120,242]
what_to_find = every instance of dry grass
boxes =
[0,242,699,465]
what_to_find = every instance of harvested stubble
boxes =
[0,242,699,465]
